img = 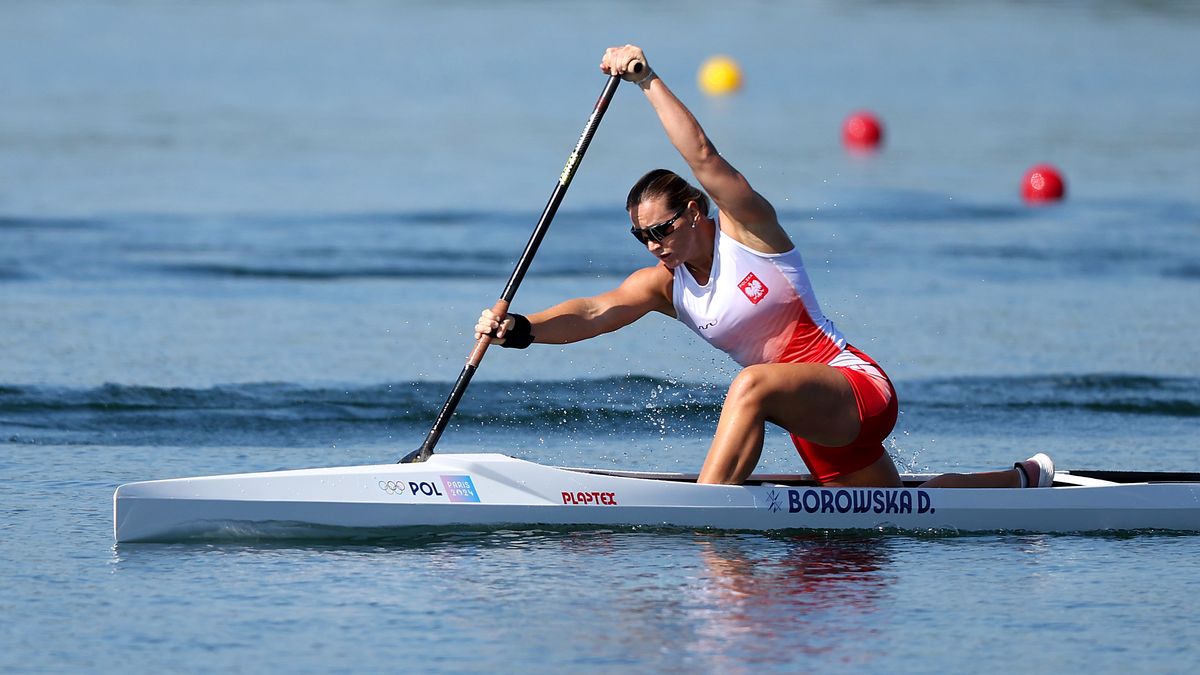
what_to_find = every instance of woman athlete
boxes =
[477,44,1053,489]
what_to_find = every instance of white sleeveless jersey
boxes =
[672,224,848,368]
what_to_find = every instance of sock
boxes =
[1015,462,1030,488]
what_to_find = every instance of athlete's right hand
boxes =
[601,44,650,82]
[475,309,514,343]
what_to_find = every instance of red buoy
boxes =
[1021,164,1066,203]
[843,110,884,150]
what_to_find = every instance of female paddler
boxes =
[477,44,1053,489]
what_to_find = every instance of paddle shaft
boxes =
[400,69,636,463]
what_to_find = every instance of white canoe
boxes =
[113,453,1200,542]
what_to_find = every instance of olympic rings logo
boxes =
[378,480,406,495]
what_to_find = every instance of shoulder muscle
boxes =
[598,264,675,321]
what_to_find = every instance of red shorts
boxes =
[789,347,898,483]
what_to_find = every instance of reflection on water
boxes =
[687,534,895,668]
[99,527,1200,672]
[107,529,897,667]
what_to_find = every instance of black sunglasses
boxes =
[630,208,687,245]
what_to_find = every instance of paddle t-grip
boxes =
[626,59,646,80]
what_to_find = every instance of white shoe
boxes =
[1015,453,1055,488]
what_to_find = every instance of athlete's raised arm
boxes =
[601,45,792,254]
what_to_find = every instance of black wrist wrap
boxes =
[500,313,534,349]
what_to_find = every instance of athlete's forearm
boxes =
[638,75,721,172]
[639,69,783,247]
[527,297,625,344]
[639,74,769,222]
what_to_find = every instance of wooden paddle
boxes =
[400,62,643,463]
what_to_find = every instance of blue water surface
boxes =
[2,1,1199,672]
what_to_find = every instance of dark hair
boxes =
[626,169,710,215]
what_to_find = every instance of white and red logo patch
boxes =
[738,272,769,304]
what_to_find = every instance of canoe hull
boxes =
[113,453,1200,542]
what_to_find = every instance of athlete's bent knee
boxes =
[726,365,774,408]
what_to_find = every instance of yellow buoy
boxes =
[697,55,743,96]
